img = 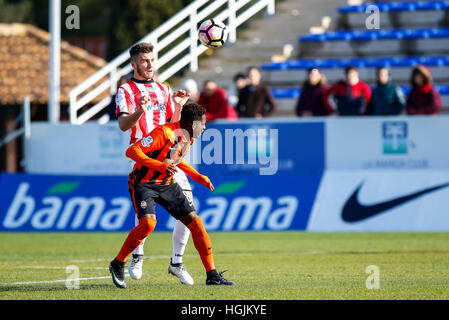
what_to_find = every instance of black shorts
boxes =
[129,182,195,220]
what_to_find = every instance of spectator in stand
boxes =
[234,73,248,91]
[368,67,405,115]
[198,80,237,121]
[295,67,329,117]
[236,66,276,118]
[323,66,371,116]
[406,65,442,115]
[228,73,247,107]
[108,75,129,121]
[182,78,199,103]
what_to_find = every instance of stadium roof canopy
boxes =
[0,23,107,105]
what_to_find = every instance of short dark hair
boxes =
[180,103,206,126]
[377,66,389,75]
[233,73,246,81]
[129,42,154,61]
[345,65,358,75]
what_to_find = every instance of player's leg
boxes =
[109,184,157,289]
[180,212,234,285]
[171,219,190,265]
[160,183,234,286]
[171,171,192,265]
[110,215,156,288]
[168,171,194,284]
[127,158,147,280]
[128,215,146,280]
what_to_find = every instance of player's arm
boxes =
[125,128,175,175]
[177,158,214,191]
[118,109,144,131]
[169,89,191,123]
[117,94,151,132]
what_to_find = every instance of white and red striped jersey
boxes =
[115,78,175,144]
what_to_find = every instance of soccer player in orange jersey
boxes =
[109,103,235,288]
[115,42,194,284]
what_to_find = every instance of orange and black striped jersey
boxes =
[126,121,210,188]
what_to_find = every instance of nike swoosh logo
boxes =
[342,181,449,223]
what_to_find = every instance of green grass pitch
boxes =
[0,232,448,300]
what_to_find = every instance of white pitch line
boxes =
[1,273,129,286]
[19,266,108,270]
[5,276,111,286]
[0,251,329,287]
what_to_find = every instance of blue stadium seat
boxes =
[260,56,449,71]
[270,85,449,99]
[299,28,449,42]
[271,88,302,99]
[338,1,449,13]
[438,85,449,94]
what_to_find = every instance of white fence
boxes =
[69,0,275,125]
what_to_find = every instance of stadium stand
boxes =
[338,1,449,29]
[339,1,449,13]
[271,84,449,98]
[261,1,449,115]
[261,56,449,86]
[298,27,449,57]
[299,28,449,42]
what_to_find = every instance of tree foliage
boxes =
[109,0,193,58]
[1,0,194,60]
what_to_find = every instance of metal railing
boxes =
[69,0,275,125]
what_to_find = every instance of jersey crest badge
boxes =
[141,136,153,147]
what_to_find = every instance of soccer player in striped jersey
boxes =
[109,103,234,288]
[115,42,193,285]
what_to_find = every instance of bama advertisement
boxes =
[307,170,449,231]
[0,173,322,232]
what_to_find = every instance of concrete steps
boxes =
[174,0,449,116]
[174,0,348,116]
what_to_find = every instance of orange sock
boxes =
[187,216,215,272]
[115,217,156,262]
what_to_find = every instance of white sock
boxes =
[133,238,146,256]
[133,215,146,256]
[171,219,190,264]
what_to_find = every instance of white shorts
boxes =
[128,159,192,191]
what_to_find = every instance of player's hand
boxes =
[206,181,214,191]
[138,95,151,113]
[173,90,191,106]
[201,175,214,191]
[165,164,178,176]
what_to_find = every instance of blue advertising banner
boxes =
[187,172,322,231]
[0,174,133,232]
[192,121,325,176]
[0,172,322,232]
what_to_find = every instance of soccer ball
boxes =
[198,19,228,48]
